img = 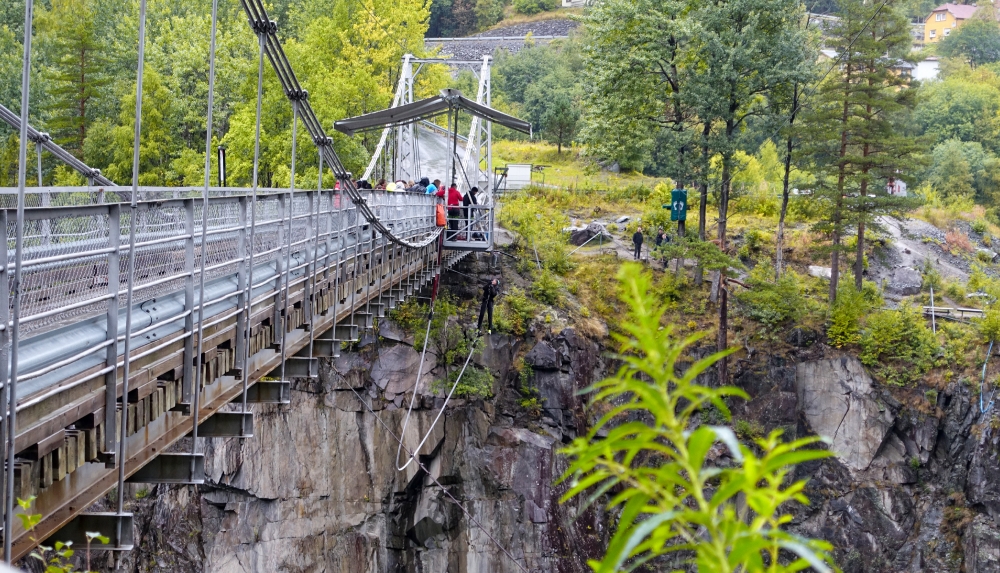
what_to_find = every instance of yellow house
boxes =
[924,3,978,43]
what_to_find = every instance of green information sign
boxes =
[664,189,687,221]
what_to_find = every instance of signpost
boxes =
[664,188,687,237]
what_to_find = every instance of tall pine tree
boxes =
[38,0,110,158]
[802,0,922,297]
[688,0,810,385]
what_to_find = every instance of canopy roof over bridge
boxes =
[334,88,531,137]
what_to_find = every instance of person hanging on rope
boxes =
[477,276,500,335]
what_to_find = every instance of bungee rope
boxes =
[982,340,996,414]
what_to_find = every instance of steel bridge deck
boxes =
[1,187,463,559]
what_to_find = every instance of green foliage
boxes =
[859,304,938,386]
[977,306,1000,342]
[802,0,922,290]
[475,0,506,31]
[494,287,536,336]
[913,67,1000,152]
[735,261,805,330]
[17,496,108,573]
[734,418,765,441]
[828,282,882,347]
[559,264,836,572]
[391,295,490,398]
[517,362,544,415]
[513,0,558,16]
[36,0,111,157]
[432,363,494,399]
[737,227,767,260]
[927,139,1000,204]
[497,191,572,273]
[973,219,990,235]
[494,39,584,145]
[939,18,1000,69]
[656,235,743,275]
[923,258,944,293]
[937,320,982,370]
[531,269,562,306]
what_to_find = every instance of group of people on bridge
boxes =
[332,175,486,243]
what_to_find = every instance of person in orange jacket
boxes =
[436,183,463,239]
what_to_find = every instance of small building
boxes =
[914,57,941,81]
[924,3,978,44]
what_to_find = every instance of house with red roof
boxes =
[924,3,979,43]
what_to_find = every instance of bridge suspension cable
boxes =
[238,0,441,250]
[0,103,115,187]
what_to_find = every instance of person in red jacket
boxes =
[435,183,463,239]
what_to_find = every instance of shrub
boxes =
[652,271,687,304]
[860,304,938,386]
[513,0,558,15]
[945,229,974,254]
[734,418,765,441]
[737,228,767,260]
[977,307,1000,342]
[734,261,804,330]
[531,269,563,306]
[940,321,977,370]
[432,365,494,399]
[559,264,836,571]
[828,284,872,347]
[973,219,989,235]
[517,363,544,416]
[923,258,943,293]
[498,192,572,273]
[495,287,536,336]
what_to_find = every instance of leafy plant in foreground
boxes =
[17,496,109,572]
[559,264,837,572]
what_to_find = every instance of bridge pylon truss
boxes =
[364,55,495,196]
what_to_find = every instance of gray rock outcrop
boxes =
[796,357,895,471]
[888,265,923,295]
[568,222,612,247]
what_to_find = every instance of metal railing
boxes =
[442,204,494,250]
[10,186,437,367]
[1,185,448,559]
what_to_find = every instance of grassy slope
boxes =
[494,140,671,192]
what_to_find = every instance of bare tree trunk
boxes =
[776,82,800,280]
[855,84,875,291]
[831,67,852,304]
[717,130,733,388]
[696,122,711,287]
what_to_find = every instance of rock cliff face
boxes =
[74,304,1000,572]
[99,323,609,573]
[735,352,1000,573]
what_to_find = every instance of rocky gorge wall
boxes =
[44,265,1000,573]
[734,346,1000,573]
[85,318,610,573]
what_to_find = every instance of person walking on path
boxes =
[478,277,500,334]
[633,226,644,260]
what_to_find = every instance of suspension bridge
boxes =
[0,0,529,563]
